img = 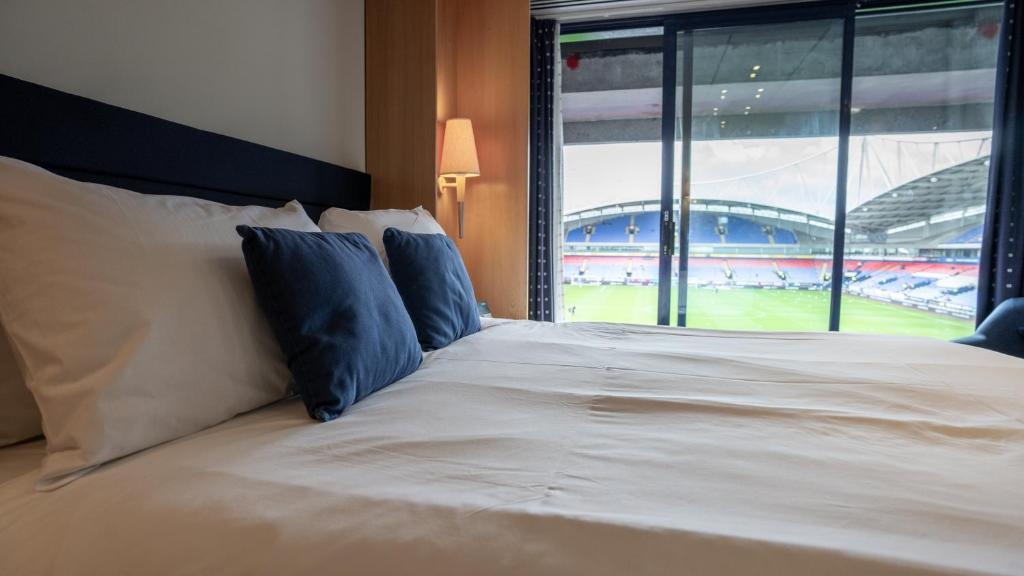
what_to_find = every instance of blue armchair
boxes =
[954,297,1024,360]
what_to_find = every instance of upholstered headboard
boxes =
[0,74,369,217]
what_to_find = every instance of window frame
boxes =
[557,0,1006,331]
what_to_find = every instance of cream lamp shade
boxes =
[440,118,480,177]
[438,118,480,238]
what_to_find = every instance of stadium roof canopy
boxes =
[562,135,991,218]
[845,157,989,233]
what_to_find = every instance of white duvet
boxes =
[1,319,1022,575]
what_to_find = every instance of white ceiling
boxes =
[561,69,998,122]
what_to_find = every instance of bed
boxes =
[0,75,1022,576]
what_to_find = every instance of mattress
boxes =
[1,319,1022,575]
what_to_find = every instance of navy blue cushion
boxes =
[237,226,421,422]
[383,228,480,350]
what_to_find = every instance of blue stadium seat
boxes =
[689,266,723,283]
[908,285,944,299]
[634,212,660,243]
[565,227,585,242]
[780,265,819,284]
[687,213,722,244]
[949,288,977,307]
[773,227,798,244]
[588,215,631,243]
[722,217,769,244]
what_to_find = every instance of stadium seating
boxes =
[773,227,798,245]
[721,217,768,244]
[687,265,722,283]
[565,254,979,314]
[561,198,983,325]
[565,227,586,243]
[634,212,660,243]
[564,255,658,283]
[774,259,821,283]
[587,215,631,243]
[688,213,723,244]
[947,225,983,244]
[907,284,943,299]
[947,288,978,307]
[564,211,799,246]
[662,258,821,286]
[839,261,979,317]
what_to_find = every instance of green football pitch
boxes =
[562,285,975,340]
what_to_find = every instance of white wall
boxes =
[0,0,365,171]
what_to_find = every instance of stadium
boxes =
[560,139,988,339]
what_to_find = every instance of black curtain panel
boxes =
[529,18,557,321]
[978,0,1024,323]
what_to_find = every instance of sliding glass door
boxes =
[559,27,665,324]
[668,16,846,331]
[556,1,1002,338]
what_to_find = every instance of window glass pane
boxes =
[559,27,664,324]
[840,4,1002,338]
[678,19,844,331]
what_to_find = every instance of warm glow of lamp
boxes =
[438,118,480,238]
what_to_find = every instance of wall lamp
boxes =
[437,118,479,238]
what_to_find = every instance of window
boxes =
[555,1,1002,339]
[674,18,844,331]
[840,4,1001,338]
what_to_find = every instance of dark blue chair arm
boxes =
[954,297,1024,359]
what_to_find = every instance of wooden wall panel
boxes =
[367,0,530,319]
[365,0,437,211]
[448,0,530,319]
[434,0,460,234]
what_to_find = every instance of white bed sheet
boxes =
[0,439,44,485]
[1,319,1022,575]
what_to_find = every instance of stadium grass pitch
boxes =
[562,285,975,340]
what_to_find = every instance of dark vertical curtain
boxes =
[978,0,1024,323]
[529,18,557,321]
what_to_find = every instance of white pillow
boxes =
[318,206,445,268]
[0,156,319,489]
[0,327,41,447]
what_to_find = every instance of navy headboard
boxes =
[0,74,369,217]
